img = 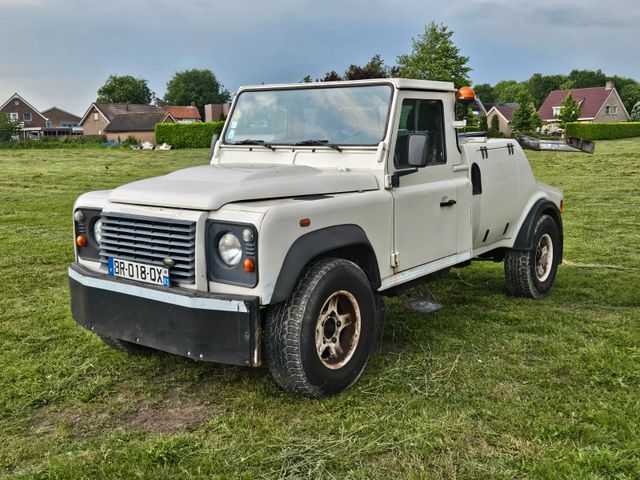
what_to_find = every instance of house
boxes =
[41,107,83,138]
[78,103,166,136]
[103,112,175,144]
[539,82,630,132]
[165,103,201,123]
[204,102,232,122]
[486,104,517,137]
[0,93,48,140]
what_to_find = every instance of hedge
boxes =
[564,122,640,141]
[155,121,225,148]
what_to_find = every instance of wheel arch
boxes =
[512,198,563,261]
[268,224,381,305]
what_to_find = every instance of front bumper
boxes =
[68,263,261,366]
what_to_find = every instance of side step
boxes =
[399,284,443,314]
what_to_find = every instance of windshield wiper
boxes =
[294,139,342,152]
[232,139,276,151]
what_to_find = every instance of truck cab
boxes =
[69,79,563,397]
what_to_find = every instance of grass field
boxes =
[0,140,638,479]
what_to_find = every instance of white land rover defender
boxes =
[69,79,563,397]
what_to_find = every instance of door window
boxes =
[394,99,446,168]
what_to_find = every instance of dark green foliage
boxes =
[301,75,313,83]
[630,102,640,122]
[567,69,607,89]
[479,115,488,131]
[396,22,471,88]
[0,135,107,149]
[559,93,581,127]
[526,73,567,108]
[473,83,495,104]
[493,80,527,104]
[511,90,542,134]
[488,114,501,137]
[565,122,640,140]
[97,75,154,104]
[344,54,390,80]
[619,84,640,114]
[0,115,21,141]
[322,70,342,82]
[155,122,225,148]
[164,69,230,119]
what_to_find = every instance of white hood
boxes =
[108,164,379,210]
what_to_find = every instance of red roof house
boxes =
[165,104,201,123]
[538,82,629,131]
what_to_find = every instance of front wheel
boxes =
[504,214,561,299]
[266,258,377,398]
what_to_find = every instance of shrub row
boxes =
[565,122,640,140]
[155,122,225,148]
[0,136,107,149]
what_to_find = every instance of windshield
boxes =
[223,84,393,146]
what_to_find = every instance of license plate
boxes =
[108,258,170,287]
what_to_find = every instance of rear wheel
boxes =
[266,258,377,398]
[504,214,561,299]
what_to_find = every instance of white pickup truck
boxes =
[69,79,563,397]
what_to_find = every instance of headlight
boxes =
[218,232,242,266]
[93,218,103,244]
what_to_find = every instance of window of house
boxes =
[23,113,32,122]
[9,112,18,120]
[605,106,611,115]
[552,106,561,117]
[394,98,446,168]
[613,106,618,114]
[93,112,99,121]
[45,121,52,128]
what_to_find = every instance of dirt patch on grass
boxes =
[33,394,217,436]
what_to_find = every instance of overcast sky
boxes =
[1,0,639,115]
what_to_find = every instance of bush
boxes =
[565,122,640,140]
[155,122,225,148]
[0,136,107,149]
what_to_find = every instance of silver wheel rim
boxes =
[535,233,554,282]
[315,290,361,370]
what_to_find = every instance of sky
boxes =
[1,0,639,115]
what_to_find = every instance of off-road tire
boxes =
[504,214,561,299]
[266,258,377,398]
[98,335,155,356]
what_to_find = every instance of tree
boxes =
[558,93,581,127]
[620,83,640,114]
[630,102,640,122]
[567,69,607,89]
[321,70,342,82]
[396,22,471,88]
[344,54,389,80]
[164,69,230,118]
[97,75,154,104]
[0,114,21,142]
[473,83,495,104]
[488,114,501,137]
[510,90,541,134]
[301,75,313,83]
[493,80,527,104]
[479,115,488,131]
[525,73,567,108]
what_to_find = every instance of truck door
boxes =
[390,93,470,272]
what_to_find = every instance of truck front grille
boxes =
[99,213,196,284]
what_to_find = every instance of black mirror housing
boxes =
[407,132,429,167]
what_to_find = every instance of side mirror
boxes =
[407,132,430,167]
[210,133,219,158]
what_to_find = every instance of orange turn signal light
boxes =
[243,258,255,272]
[299,218,311,227]
[76,234,88,247]
[456,86,476,103]
[559,200,564,214]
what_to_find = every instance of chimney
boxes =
[605,81,614,91]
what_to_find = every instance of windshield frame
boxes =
[221,82,396,148]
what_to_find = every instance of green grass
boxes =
[1,141,639,479]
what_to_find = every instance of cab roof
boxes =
[237,78,457,93]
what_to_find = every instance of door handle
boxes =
[440,198,457,207]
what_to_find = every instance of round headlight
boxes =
[218,232,242,266]
[93,218,103,244]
